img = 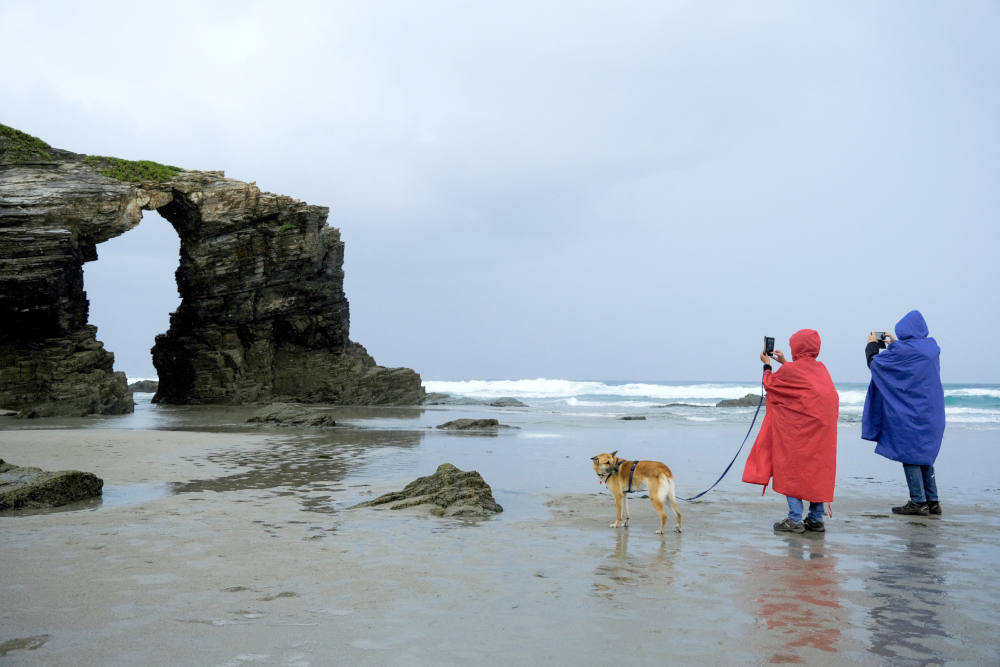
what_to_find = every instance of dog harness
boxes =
[626,460,639,494]
[599,460,640,492]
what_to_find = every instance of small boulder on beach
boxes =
[247,403,337,428]
[350,463,502,518]
[488,397,528,407]
[0,459,104,510]
[435,418,517,431]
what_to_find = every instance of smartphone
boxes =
[874,331,886,341]
[764,336,775,357]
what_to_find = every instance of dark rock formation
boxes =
[488,397,528,407]
[716,393,765,408]
[421,394,527,407]
[0,125,424,415]
[247,403,338,428]
[0,458,103,510]
[655,403,712,409]
[350,463,502,518]
[435,418,517,431]
[618,415,646,420]
[127,380,158,393]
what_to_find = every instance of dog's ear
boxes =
[590,455,599,461]
[610,450,618,459]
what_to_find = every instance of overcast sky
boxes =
[3,1,998,383]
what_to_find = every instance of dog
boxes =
[591,451,682,534]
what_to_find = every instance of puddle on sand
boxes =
[172,429,426,513]
[2,426,426,517]
[100,482,174,507]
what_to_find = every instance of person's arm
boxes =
[760,350,772,373]
[865,332,881,368]
[865,342,880,368]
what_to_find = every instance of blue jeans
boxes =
[786,497,825,523]
[903,464,938,503]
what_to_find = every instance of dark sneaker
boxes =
[926,501,942,515]
[803,517,825,532]
[773,518,805,533]
[892,500,929,516]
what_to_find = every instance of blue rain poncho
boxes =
[862,310,945,465]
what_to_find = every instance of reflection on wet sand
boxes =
[173,429,425,513]
[744,536,844,663]
[867,531,947,662]
[74,400,427,433]
[592,530,679,600]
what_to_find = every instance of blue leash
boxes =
[677,377,765,502]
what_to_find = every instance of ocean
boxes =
[423,378,1000,427]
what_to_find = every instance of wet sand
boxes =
[2,426,999,665]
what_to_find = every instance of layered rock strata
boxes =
[246,403,338,428]
[0,127,424,415]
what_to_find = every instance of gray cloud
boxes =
[3,0,998,382]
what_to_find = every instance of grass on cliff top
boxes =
[83,155,183,183]
[0,124,53,162]
[0,124,183,183]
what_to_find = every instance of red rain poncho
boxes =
[742,329,839,502]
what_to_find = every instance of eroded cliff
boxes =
[0,125,424,415]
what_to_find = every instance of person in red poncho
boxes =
[743,329,839,534]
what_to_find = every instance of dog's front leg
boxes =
[611,490,623,528]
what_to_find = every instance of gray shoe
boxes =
[773,518,805,534]
[803,517,825,532]
[892,500,929,516]
[927,501,942,515]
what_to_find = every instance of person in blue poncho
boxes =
[862,310,946,516]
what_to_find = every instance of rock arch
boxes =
[0,129,424,416]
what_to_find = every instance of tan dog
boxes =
[591,451,682,534]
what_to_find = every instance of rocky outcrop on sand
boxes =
[618,415,646,420]
[435,418,517,431]
[350,463,502,518]
[0,125,424,415]
[488,397,528,407]
[246,403,338,428]
[656,402,712,409]
[0,458,103,510]
[422,394,527,407]
[716,393,765,407]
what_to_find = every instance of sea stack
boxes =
[0,125,424,415]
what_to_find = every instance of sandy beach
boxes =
[2,411,998,666]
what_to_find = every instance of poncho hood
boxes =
[895,310,929,340]
[790,329,821,360]
[863,309,945,464]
